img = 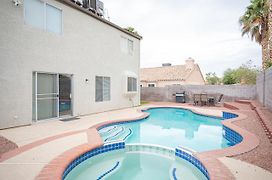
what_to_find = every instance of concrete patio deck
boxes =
[0,103,271,180]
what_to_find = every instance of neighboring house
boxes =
[140,58,205,87]
[0,0,142,129]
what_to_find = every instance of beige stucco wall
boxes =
[0,0,140,129]
[185,67,205,85]
[140,79,201,87]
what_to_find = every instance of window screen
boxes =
[127,77,137,92]
[24,0,44,29]
[24,0,62,34]
[128,39,133,55]
[96,76,110,102]
[120,37,128,54]
[46,4,62,34]
[121,37,134,55]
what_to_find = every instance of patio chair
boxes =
[200,94,208,106]
[193,94,201,106]
[216,94,224,104]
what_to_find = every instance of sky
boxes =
[102,0,262,77]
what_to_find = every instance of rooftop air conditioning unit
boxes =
[96,0,104,17]
[89,0,96,10]
[75,0,83,6]
[82,0,89,8]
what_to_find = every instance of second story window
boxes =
[121,37,134,55]
[24,0,62,34]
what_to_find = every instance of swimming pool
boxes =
[99,108,232,152]
[63,107,242,180]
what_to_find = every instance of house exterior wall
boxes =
[156,80,185,87]
[140,78,204,87]
[0,0,140,129]
[184,67,205,85]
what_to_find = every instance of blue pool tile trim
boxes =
[222,112,243,145]
[62,141,125,180]
[172,168,178,180]
[223,125,243,145]
[97,161,120,180]
[175,148,209,180]
[223,112,238,119]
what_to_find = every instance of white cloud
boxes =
[103,0,262,76]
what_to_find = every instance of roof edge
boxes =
[58,0,143,40]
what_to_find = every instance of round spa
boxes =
[64,143,209,180]
[63,107,241,180]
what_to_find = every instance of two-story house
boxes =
[0,0,142,129]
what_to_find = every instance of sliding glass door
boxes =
[59,74,72,116]
[32,72,72,121]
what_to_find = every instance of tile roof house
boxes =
[140,58,205,87]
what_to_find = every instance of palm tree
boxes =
[239,0,270,67]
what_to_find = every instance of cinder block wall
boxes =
[141,85,256,103]
[257,67,272,111]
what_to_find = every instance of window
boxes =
[120,37,133,55]
[128,39,133,55]
[24,0,62,34]
[95,76,110,102]
[24,0,44,29]
[46,4,62,34]
[148,83,156,87]
[127,77,137,92]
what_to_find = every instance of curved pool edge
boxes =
[62,141,210,180]
[36,105,259,180]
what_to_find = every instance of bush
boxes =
[222,60,260,85]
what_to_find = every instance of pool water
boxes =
[65,150,207,180]
[99,108,232,152]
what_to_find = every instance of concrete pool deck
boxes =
[0,102,271,180]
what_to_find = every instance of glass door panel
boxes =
[36,73,58,120]
[59,74,72,116]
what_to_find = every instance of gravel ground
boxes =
[231,103,272,172]
[0,135,18,157]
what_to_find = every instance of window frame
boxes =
[95,76,111,102]
[127,77,137,92]
[120,36,134,56]
[24,0,63,35]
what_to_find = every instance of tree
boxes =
[222,61,260,85]
[235,61,259,84]
[125,27,138,35]
[222,69,237,85]
[239,0,269,67]
[206,72,221,85]
[264,59,272,69]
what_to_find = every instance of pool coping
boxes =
[32,104,259,180]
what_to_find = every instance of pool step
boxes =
[104,127,133,142]
[99,126,118,136]
[104,126,125,142]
